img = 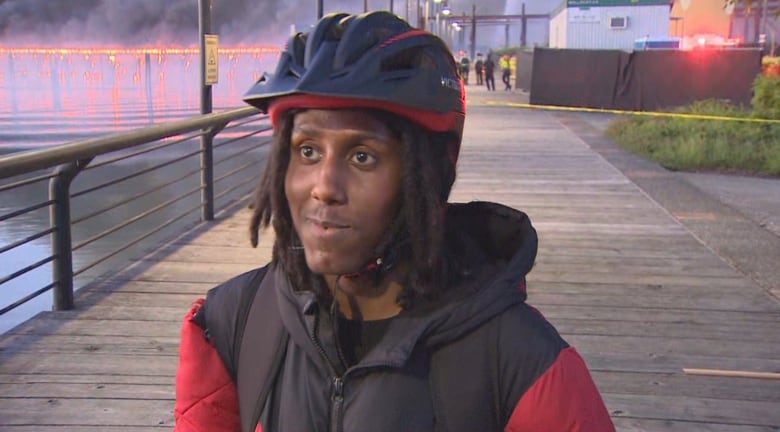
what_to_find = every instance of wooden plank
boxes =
[0,373,171,385]
[8,306,187,322]
[118,261,258,283]
[591,370,780,402]
[551,318,780,343]
[527,279,762,296]
[537,304,780,324]
[4,317,181,338]
[74,291,203,308]
[0,398,174,427]
[611,417,778,432]
[533,261,740,278]
[528,273,765,292]
[0,427,166,432]
[603,393,780,427]
[143,245,269,264]
[0,353,176,376]
[0,382,173,399]
[0,334,180,356]
[538,245,716,260]
[567,334,780,360]
[580,350,780,375]
[526,292,777,312]
[537,253,728,268]
[86,280,215,294]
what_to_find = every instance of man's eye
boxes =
[352,151,376,165]
[299,145,318,160]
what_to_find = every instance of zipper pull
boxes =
[332,376,344,401]
[330,377,345,432]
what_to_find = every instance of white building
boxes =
[550,0,673,50]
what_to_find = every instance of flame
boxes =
[0,46,280,56]
[0,45,281,123]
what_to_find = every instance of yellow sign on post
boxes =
[204,34,219,85]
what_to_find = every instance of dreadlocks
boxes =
[249,108,456,309]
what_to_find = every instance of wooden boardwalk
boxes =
[2,88,779,431]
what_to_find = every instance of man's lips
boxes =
[305,216,350,230]
[305,217,351,242]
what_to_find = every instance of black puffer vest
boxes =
[195,201,568,432]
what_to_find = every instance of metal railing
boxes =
[0,106,271,319]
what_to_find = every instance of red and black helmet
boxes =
[243,11,466,155]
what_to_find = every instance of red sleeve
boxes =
[173,299,248,432]
[504,346,615,432]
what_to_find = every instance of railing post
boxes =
[48,159,90,311]
[199,0,215,222]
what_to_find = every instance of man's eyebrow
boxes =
[291,125,395,143]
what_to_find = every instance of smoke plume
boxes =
[0,0,517,47]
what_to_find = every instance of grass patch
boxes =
[605,99,780,177]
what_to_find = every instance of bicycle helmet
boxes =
[243,11,466,157]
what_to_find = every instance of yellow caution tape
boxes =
[483,101,780,124]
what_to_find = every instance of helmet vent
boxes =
[291,33,307,65]
[381,47,435,72]
[342,30,386,67]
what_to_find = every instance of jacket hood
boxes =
[275,201,537,368]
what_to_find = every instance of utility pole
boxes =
[198,0,214,221]
[520,3,527,47]
[470,4,476,60]
[760,0,768,46]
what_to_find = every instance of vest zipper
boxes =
[330,376,345,432]
[308,310,345,432]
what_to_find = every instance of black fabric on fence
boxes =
[515,50,534,92]
[529,48,763,111]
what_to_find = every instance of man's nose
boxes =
[310,156,347,205]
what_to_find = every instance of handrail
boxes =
[0,106,259,179]
[0,106,271,327]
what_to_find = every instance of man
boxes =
[172,11,615,432]
[500,54,512,91]
[474,52,484,85]
[484,53,496,91]
[460,55,470,85]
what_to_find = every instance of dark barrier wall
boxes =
[529,48,763,110]
[515,50,534,92]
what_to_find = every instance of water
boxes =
[0,47,279,334]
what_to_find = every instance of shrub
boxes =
[752,74,780,119]
[605,97,780,176]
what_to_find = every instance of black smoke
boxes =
[0,0,514,47]
[0,0,328,46]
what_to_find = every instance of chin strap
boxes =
[342,230,410,285]
[291,239,403,286]
[342,257,383,279]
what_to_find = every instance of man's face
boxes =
[285,109,403,277]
